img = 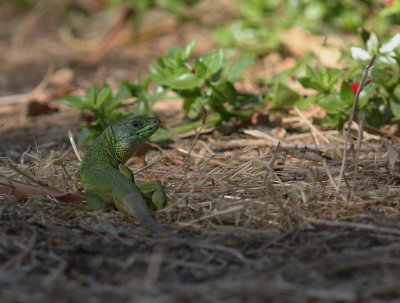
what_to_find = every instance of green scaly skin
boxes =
[80,116,173,235]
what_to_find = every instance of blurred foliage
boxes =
[106,0,201,15]
[215,0,400,55]
[105,0,202,30]
[7,0,399,55]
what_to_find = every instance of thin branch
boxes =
[351,109,366,194]
[336,55,377,194]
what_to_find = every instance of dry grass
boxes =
[2,123,400,303]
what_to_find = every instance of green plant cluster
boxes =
[107,0,201,15]
[57,39,258,144]
[106,0,201,29]
[149,39,259,121]
[271,32,400,128]
[215,0,400,55]
[351,32,400,126]
[57,82,145,144]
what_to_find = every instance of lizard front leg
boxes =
[118,164,166,210]
[84,188,112,210]
[135,181,166,210]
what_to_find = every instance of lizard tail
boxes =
[122,191,175,236]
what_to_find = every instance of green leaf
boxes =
[377,53,397,65]
[149,61,203,89]
[318,94,348,114]
[155,57,165,67]
[340,81,354,102]
[165,47,180,61]
[273,82,300,109]
[150,86,169,105]
[186,96,208,119]
[128,81,149,100]
[148,65,169,84]
[298,77,325,93]
[94,87,112,109]
[296,95,320,111]
[391,100,400,119]
[169,73,203,89]
[366,33,379,54]
[327,69,342,89]
[56,95,89,109]
[357,84,376,109]
[202,48,224,77]
[351,47,371,61]
[106,84,133,112]
[321,113,346,128]
[318,66,329,86]
[182,38,196,61]
[209,95,231,118]
[211,81,237,105]
[87,85,98,106]
[226,54,255,82]
[177,87,202,100]
[183,96,196,111]
[135,99,151,116]
[379,2,400,18]
[365,105,383,127]
[193,59,207,79]
[380,33,400,53]
[164,54,180,68]
[209,69,223,82]
[305,65,317,78]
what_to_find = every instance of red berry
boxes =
[384,0,394,6]
[349,82,359,94]
[85,115,94,123]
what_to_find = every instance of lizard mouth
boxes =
[139,121,159,138]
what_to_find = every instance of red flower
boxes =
[85,114,94,123]
[349,82,359,94]
[384,0,394,6]
[191,68,196,74]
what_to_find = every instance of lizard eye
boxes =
[131,120,143,128]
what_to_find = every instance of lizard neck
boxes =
[90,127,124,166]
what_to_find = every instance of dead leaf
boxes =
[0,176,85,203]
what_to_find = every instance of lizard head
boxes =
[111,116,160,162]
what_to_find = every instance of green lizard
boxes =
[80,116,173,235]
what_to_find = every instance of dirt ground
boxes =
[2,1,400,303]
